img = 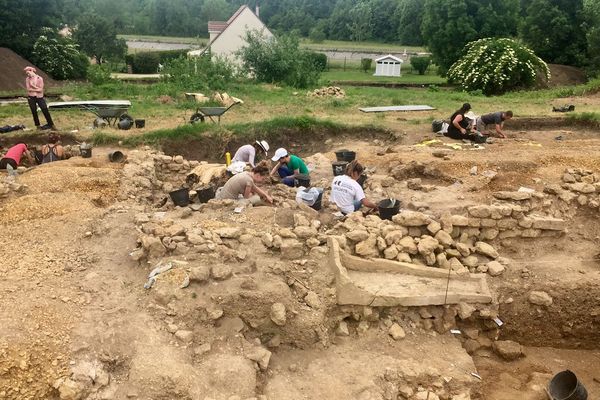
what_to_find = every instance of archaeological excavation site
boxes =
[0,120,599,400]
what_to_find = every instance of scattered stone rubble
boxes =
[544,167,600,210]
[309,86,346,98]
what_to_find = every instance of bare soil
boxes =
[1,125,599,399]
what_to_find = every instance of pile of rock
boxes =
[544,167,600,209]
[309,86,346,98]
[337,211,507,275]
[131,208,328,263]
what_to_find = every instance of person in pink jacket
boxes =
[24,66,56,131]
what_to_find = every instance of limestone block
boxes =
[530,216,565,231]
[475,242,499,259]
[392,210,432,226]
[468,205,491,218]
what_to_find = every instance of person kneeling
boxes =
[215,160,274,205]
[41,133,65,164]
[330,160,377,214]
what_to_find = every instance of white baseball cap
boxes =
[256,140,269,154]
[271,148,288,161]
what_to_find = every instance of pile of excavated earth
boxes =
[0,125,599,400]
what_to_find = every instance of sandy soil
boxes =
[0,124,599,399]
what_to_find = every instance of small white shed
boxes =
[374,54,403,77]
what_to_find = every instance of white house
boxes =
[192,5,273,64]
[374,55,403,77]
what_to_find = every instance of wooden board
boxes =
[359,105,435,113]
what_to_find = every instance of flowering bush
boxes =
[32,27,89,80]
[447,38,550,95]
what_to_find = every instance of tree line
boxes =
[1,0,599,75]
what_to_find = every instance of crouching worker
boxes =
[41,133,64,164]
[270,147,309,187]
[0,142,34,170]
[215,160,274,205]
[228,140,270,175]
[330,160,377,215]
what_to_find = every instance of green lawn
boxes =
[300,39,426,54]
[322,69,446,85]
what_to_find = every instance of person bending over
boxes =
[0,142,34,169]
[270,147,309,187]
[330,160,377,215]
[476,111,513,138]
[216,160,274,205]
[444,103,485,143]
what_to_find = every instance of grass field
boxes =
[2,75,599,146]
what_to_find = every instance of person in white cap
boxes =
[231,140,269,168]
[270,148,309,187]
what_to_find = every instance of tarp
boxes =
[48,100,131,109]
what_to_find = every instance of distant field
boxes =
[119,34,426,54]
[118,34,208,45]
[300,39,426,54]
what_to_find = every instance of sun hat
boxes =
[271,148,288,161]
[24,66,36,73]
[464,111,478,120]
[256,140,269,155]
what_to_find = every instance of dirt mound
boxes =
[0,48,58,93]
[547,64,587,87]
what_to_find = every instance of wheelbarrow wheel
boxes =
[190,113,205,124]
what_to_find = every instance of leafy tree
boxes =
[238,31,322,88]
[347,2,373,42]
[329,0,354,40]
[520,0,587,66]
[369,0,401,42]
[200,0,232,23]
[309,26,327,43]
[0,0,62,59]
[410,56,431,75]
[32,27,89,80]
[421,0,519,74]
[396,0,425,46]
[447,37,550,95]
[73,14,127,63]
[361,58,373,73]
[162,53,235,91]
[585,0,600,75]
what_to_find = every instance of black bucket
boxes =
[335,149,356,162]
[357,173,367,188]
[548,370,588,400]
[169,188,190,207]
[196,185,215,203]
[108,151,124,163]
[378,199,401,221]
[332,161,348,176]
[135,119,145,128]
[294,174,311,188]
[80,147,92,158]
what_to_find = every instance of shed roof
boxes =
[375,54,403,63]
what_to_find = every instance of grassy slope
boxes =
[322,70,446,85]
[299,39,425,53]
[118,34,208,45]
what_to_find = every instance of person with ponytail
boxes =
[330,160,377,215]
[444,102,486,143]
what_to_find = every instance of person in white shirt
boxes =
[231,140,269,168]
[330,160,377,214]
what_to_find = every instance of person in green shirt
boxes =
[270,147,308,186]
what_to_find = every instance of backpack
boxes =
[432,120,444,132]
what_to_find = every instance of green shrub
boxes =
[71,53,91,79]
[129,52,160,73]
[410,56,431,75]
[87,64,113,85]
[447,37,550,95]
[360,58,372,73]
[238,31,322,88]
[306,51,327,72]
[161,54,235,91]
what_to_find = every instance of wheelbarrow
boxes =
[189,101,240,124]
[48,100,132,127]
